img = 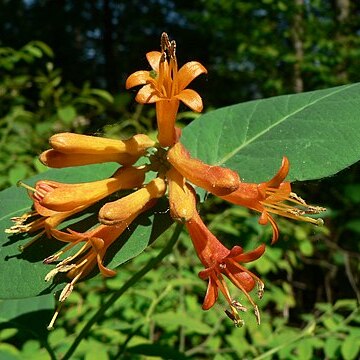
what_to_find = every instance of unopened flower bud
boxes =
[49,133,155,156]
[99,177,167,225]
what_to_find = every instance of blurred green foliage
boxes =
[0,0,359,359]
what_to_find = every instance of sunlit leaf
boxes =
[182,83,360,182]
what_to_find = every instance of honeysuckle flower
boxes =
[167,142,240,196]
[221,157,326,243]
[40,133,155,168]
[45,216,138,330]
[184,189,266,326]
[33,166,146,212]
[6,166,146,246]
[126,32,207,147]
[99,177,167,225]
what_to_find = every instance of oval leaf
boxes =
[182,83,360,182]
[0,164,172,299]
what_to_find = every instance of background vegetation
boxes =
[0,0,359,359]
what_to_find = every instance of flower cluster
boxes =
[7,33,325,328]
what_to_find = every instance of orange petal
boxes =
[177,61,207,91]
[146,51,162,72]
[167,142,240,196]
[175,89,203,112]
[228,270,256,293]
[135,83,162,103]
[97,254,117,277]
[125,70,152,89]
[202,276,218,310]
[231,244,266,263]
[265,157,290,188]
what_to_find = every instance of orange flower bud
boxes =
[99,177,167,225]
[40,166,146,212]
[39,149,140,167]
[167,142,240,196]
[49,133,155,156]
[166,167,195,222]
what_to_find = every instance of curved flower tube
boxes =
[167,142,240,196]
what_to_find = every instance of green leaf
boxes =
[57,105,77,125]
[152,310,213,334]
[0,164,172,299]
[296,338,313,360]
[0,295,54,340]
[182,83,360,182]
[0,344,21,360]
[89,89,114,103]
[324,338,341,359]
[341,335,360,360]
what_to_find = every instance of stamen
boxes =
[225,305,244,327]
[47,303,62,331]
[225,269,261,325]
[257,281,265,299]
[45,264,76,282]
[17,181,36,193]
[231,300,247,312]
[59,282,74,302]
[18,231,45,252]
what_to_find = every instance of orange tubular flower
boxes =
[40,133,155,168]
[99,177,167,225]
[167,142,240,196]
[34,166,146,212]
[126,33,207,147]
[221,157,325,243]
[6,166,146,246]
[45,215,138,330]
[185,190,266,326]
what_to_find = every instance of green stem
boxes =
[61,223,183,360]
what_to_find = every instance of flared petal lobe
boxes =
[175,89,203,113]
[221,157,325,243]
[177,61,208,91]
[125,70,153,89]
